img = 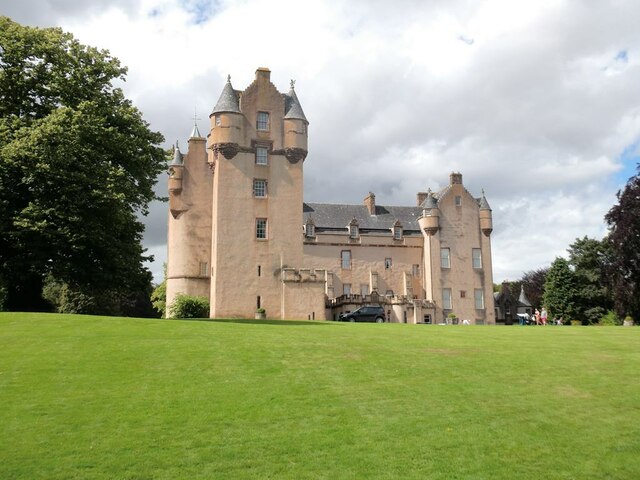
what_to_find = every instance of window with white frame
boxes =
[305,223,315,238]
[393,226,403,240]
[215,115,221,126]
[472,248,482,269]
[443,288,452,310]
[360,284,369,296]
[475,289,485,309]
[343,283,352,295]
[257,111,269,131]
[349,224,359,239]
[255,147,268,165]
[341,250,351,270]
[253,179,267,197]
[441,248,451,268]
[256,218,267,239]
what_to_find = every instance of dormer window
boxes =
[348,219,359,239]
[392,220,403,240]
[305,219,316,238]
[257,111,269,131]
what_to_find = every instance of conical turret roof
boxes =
[479,190,491,210]
[421,189,438,209]
[169,141,183,166]
[211,75,240,115]
[284,80,307,122]
[190,121,202,138]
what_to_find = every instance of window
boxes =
[341,250,351,269]
[385,290,394,297]
[412,264,420,277]
[255,147,268,165]
[257,296,261,309]
[253,179,267,197]
[305,222,315,238]
[257,111,269,131]
[360,284,369,296]
[215,115,221,126]
[475,289,485,309]
[343,283,351,295]
[441,248,451,268]
[472,248,482,269]
[199,262,208,277]
[349,224,359,239]
[443,288,453,309]
[257,265,261,277]
[393,226,403,240]
[384,258,392,269]
[460,290,466,298]
[455,195,462,207]
[256,218,267,239]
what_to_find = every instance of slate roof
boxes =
[479,191,491,210]
[211,76,241,115]
[303,203,423,232]
[283,83,308,122]
[190,122,202,138]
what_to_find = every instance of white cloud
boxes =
[5,0,640,284]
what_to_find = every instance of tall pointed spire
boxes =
[190,106,202,138]
[284,79,308,122]
[211,75,240,115]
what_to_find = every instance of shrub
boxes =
[624,316,634,326]
[169,294,209,319]
[598,311,622,326]
[256,307,266,314]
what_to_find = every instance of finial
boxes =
[290,79,296,89]
[227,74,231,82]
[176,140,180,150]
[427,187,432,194]
[482,188,486,196]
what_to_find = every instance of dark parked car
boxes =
[339,305,386,323]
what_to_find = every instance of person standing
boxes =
[541,307,548,325]
[534,308,541,325]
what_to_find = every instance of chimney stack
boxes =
[416,192,428,206]
[364,192,376,215]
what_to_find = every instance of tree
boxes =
[151,264,167,318]
[605,166,640,320]
[543,258,579,322]
[566,236,614,324]
[0,17,166,312]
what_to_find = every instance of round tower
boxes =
[283,80,308,163]
[418,189,440,235]
[479,190,493,236]
[209,75,243,164]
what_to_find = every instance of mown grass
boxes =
[1,313,639,479]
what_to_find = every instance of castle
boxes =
[166,67,496,324]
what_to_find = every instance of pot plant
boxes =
[255,307,266,320]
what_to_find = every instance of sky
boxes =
[2,0,639,284]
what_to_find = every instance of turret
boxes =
[209,75,242,164]
[283,80,308,163]
[478,190,493,236]
[418,189,439,235]
[168,139,184,181]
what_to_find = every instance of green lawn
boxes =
[1,313,639,479]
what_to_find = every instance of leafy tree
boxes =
[567,236,614,324]
[0,17,166,311]
[543,258,579,322]
[605,167,640,321]
[151,264,167,318]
